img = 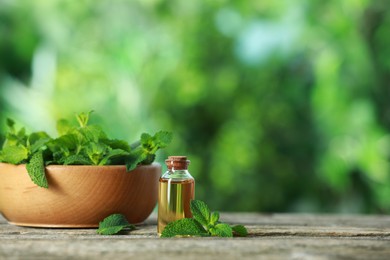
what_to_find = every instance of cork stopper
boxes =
[165,156,190,170]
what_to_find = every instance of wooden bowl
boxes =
[0,162,161,228]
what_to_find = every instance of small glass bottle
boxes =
[157,156,195,235]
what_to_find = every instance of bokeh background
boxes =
[1,0,390,213]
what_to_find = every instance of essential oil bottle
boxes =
[157,156,195,235]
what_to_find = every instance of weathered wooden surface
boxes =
[1,212,390,259]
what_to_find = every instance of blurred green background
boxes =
[1,0,390,213]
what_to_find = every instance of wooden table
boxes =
[1,213,389,259]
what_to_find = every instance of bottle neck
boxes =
[162,168,193,180]
[169,169,189,174]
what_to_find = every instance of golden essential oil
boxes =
[157,156,195,235]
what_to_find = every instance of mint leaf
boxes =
[130,140,141,150]
[26,151,48,188]
[63,154,92,165]
[160,218,208,238]
[154,131,173,148]
[102,139,131,152]
[137,131,173,165]
[210,211,219,225]
[3,125,28,148]
[141,131,173,153]
[56,119,73,136]
[48,134,79,152]
[0,145,29,164]
[76,111,93,128]
[28,132,51,154]
[190,200,210,227]
[97,214,135,235]
[210,223,233,237]
[84,142,108,165]
[232,225,248,237]
[78,125,106,143]
[125,151,147,171]
[140,133,153,148]
[99,149,130,165]
[141,153,156,165]
[16,127,26,142]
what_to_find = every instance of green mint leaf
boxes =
[141,131,173,153]
[48,134,79,152]
[130,140,141,150]
[102,139,131,152]
[26,151,48,188]
[190,200,211,227]
[140,133,153,147]
[125,149,147,171]
[129,131,173,167]
[231,225,248,237]
[0,145,29,164]
[2,120,28,148]
[97,214,135,235]
[160,218,208,238]
[56,119,73,136]
[16,127,26,141]
[84,142,108,165]
[28,132,51,154]
[63,154,92,165]
[78,125,107,143]
[141,153,156,165]
[76,111,93,128]
[210,223,233,237]
[210,211,220,225]
[154,131,173,148]
[51,149,70,164]
[125,158,140,171]
[99,149,130,166]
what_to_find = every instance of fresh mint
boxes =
[190,199,211,227]
[160,200,249,238]
[210,211,219,225]
[63,154,91,165]
[76,111,92,128]
[125,130,173,171]
[28,132,51,154]
[160,218,208,237]
[0,118,30,164]
[231,224,249,237]
[0,145,28,165]
[0,112,172,188]
[26,151,48,188]
[209,223,233,237]
[96,214,135,235]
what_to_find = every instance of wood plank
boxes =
[1,213,389,259]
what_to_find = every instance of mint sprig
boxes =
[160,200,249,238]
[26,151,48,188]
[231,224,249,237]
[96,214,135,235]
[125,131,173,171]
[190,200,210,227]
[160,218,208,237]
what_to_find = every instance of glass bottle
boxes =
[157,156,195,235]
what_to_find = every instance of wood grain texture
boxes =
[0,213,389,259]
[0,163,161,227]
